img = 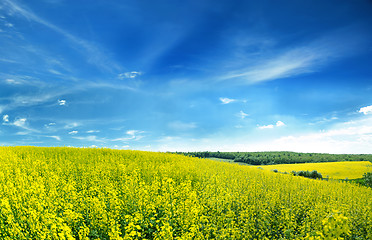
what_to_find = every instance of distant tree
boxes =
[363,172,372,187]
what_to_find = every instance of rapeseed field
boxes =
[258,161,372,179]
[0,146,371,239]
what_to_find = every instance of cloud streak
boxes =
[168,121,197,131]
[237,110,249,119]
[222,48,315,83]
[3,117,39,133]
[219,97,236,104]
[220,28,370,84]
[271,119,372,153]
[73,135,105,142]
[48,135,61,141]
[2,0,122,72]
[258,121,285,129]
[112,130,145,142]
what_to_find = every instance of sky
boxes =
[1,0,372,153]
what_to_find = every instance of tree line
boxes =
[174,151,372,165]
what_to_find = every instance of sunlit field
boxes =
[257,161,372,180]
[0,147,371,239]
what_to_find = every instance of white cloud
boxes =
[86,130,100,133]
[48,69,63,75]
[266,116,372,154]
[8,117,38,133]
[258,120,285,129]
[219,97,236,104]
[2,114,9,122]
[309,116,338,125]
[152,115,372,153]
[224,53,312,83]
[2,117,39,133]
[73,135,104,142]
[5,78,23,85]
[15,131,30,135]
[169,121,197,131]
[126,130,143,136]
[258,124,274,129]
[237,110,249,119]
[44,122,56,128]
[13,118,27,128]
[48,135,61,141]
[58,99,66,105]
[68,130,78,135]
[64,122,79,129]
[359,105,372,115]
[276,121,285,127]
[112,130,145,142]
[0,85,74,114]
[118,71,142,79]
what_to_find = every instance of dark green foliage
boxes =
[175,151,372,165]
[291,170,323,179]
[363,172,372,187]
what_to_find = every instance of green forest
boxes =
[175,151,372,165]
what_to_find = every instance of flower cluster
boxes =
[0,147,371,239]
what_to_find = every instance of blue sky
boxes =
[1,0,372,153]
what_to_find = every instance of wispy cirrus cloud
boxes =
[47,135,61,141]
[1,74,46,86]
[112,130,145,142]
[220,97,247,104]
[1,0,122,72]
[5,78,24,85]
[220,27,370,84]
[64,122,80,129]
[86,130,100,133]
[168,121,197,131]
[237,110,249,119]
[73,135,105,142]
[219,97,236,104]
[270,117,372,154]
[0,92,63,114]
[4,117,39,133]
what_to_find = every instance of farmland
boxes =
[256,161,372,180]
[0,146,371,239]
